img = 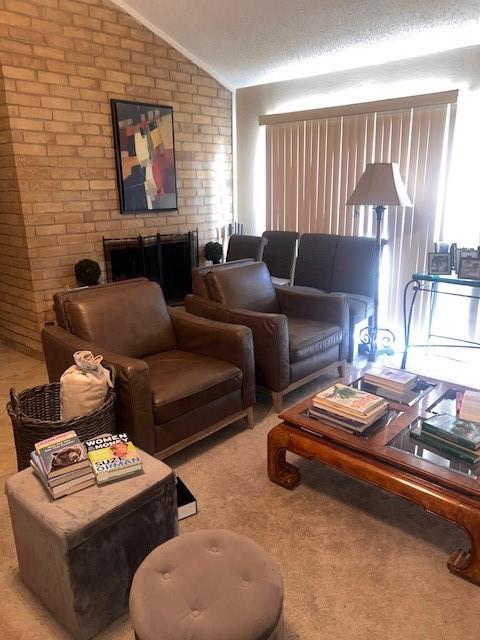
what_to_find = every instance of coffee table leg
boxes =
[268,424,301,490]
[447,503,480,585]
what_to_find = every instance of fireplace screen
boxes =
[103,231,198,304]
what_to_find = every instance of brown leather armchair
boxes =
[42,278,255,458]
[185,262,348,412]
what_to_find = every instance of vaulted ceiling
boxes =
[112,0,480,89]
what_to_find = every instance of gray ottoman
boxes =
[129,529,284,640]
[5,450,178,640]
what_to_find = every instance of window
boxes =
[262,91,458,338]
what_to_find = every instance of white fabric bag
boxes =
[60,351,113,420]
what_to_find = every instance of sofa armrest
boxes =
[184,294,289,392]
[41,325,156,454]
[275,287,349,361]
[169,308,255,409]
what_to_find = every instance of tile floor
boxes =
[0,345,47,476]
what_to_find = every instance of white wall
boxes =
[236,45,480,236]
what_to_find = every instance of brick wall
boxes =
[0,67,38,354]
[0,0,233,355]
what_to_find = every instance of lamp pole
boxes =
[347,163,412,363]
[369,205,386,362]
[360,204,395,362]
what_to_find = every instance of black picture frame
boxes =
[111,99,177,214]
[456,247,478,270]
[458,257,480,280]
[428,252,451,275]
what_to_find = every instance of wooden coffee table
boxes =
[267,371,480,585]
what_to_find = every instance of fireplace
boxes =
[103,231,198,304]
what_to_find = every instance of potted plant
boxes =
[75,259,101,287]
[204,241,223,265]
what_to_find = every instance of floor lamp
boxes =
[346,162,412,362]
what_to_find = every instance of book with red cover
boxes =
[84,433,143,484]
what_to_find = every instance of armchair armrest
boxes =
[41,325,156,454]
[169,308,255,409]
[275,287,349,361]
[185,294,289,392]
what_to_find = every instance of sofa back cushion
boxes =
[54,279,177,358]
[226,234,268,262]
[293,233,338,291]
[331,235,377,298]
[206,262,280,313]
[262,230,299,279]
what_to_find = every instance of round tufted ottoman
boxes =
[129,529,284,640]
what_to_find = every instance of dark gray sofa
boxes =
[292,233,378,362]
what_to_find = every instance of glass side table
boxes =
[402,272,480,369]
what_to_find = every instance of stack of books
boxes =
[309,383,389,433]
[410,413,480,464]
[84,433,143,485]
[30,431,95,499]
[364,366,417,400]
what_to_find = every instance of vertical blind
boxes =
[264,93,457,339]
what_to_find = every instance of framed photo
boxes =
[434,241,450,254]
[458,257,480,280]
[111,99,177,214]
[428,252,451,275]
[460,249,478,259]
[456,247,478,269]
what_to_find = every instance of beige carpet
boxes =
[1,343,479,639]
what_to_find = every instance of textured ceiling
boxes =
[112,0,480,89]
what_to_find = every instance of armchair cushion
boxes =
[274,285,349,362]
[169,308,255,409]
[184,294,290,392]
[288,318,342,363]
[54,279,176,359]
[206,262,280,313]
[144,351,242,424]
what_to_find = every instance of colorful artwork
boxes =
[111,99,177,213]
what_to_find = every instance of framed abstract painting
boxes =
[111,99,177,213]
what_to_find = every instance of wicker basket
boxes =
[7,371,116,472]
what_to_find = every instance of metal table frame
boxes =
[401,273,480,369]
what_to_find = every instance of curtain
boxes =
[265,95,457,341]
